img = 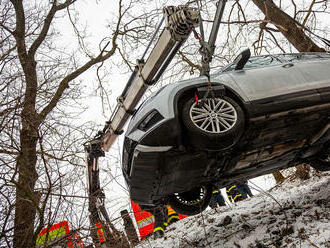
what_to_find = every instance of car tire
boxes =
[182,96,244,150]
[167,185,212,216]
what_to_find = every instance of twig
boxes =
[248,182,290,229]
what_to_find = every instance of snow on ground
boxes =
[137,173,330,248]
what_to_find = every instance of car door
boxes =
[228,55,321,115]
[280,53,330,103]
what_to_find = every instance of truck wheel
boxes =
[168,185,212,216]
[182,96,244,150]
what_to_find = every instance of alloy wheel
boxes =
[189,98,237,133]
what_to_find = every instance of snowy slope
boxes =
[137,173,330,248]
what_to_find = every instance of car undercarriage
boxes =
[125,98,329,215]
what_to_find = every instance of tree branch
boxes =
[10,0,28,65]
[39,0,124,119]
[28,0,76,57]
[302,0,316,27]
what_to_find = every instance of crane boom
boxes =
[84,2,229,246]
[101,6,200,151]
[84,6,200,247]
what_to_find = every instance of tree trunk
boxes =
[272,171,285,184]
[13,124,40,247]
[7,0,126,246]
[13,53,41,247]
[252,0,326,52]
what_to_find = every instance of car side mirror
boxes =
[234,48,251,70]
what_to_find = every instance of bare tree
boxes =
[1,1,328,246]
[0,0,141,247]
[251,0,327,52]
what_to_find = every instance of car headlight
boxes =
[138,110,164,131]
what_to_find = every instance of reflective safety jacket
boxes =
[226,184,245,203]
[166,206,180,225]
[131,201,186,239]
[36,221,84,248]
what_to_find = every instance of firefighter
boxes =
[166,206,180,225]
[209,187,226,209]
[153,205,180,239]
[152,205,168,239]
[226,183,247,203]
[237,181,253,198]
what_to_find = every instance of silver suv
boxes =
[122,49,330,215]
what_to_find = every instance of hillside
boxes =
[137,173,330,248]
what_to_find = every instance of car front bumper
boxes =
[126,144,212,205]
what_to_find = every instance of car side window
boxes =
[278,53,330,62]
[243,56,282,69]
[277,54,301,62]
[299,53,330,60]
[222,53,330,73]
[318,53,330,59]
[221,55,281,72]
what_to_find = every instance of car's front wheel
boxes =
[168,185,212,216]
[182,96,244,150]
